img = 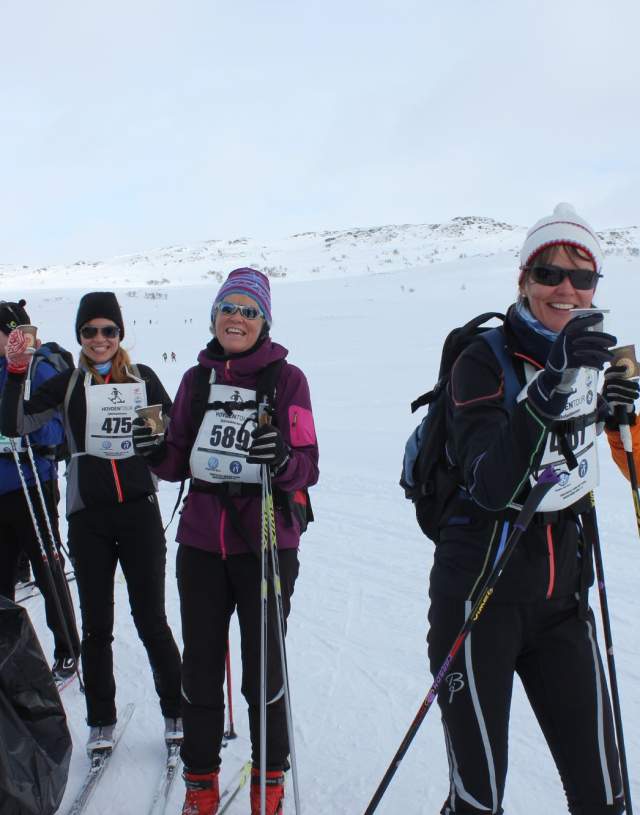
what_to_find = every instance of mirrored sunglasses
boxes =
[529,264,601,291]
[216,301,262,320]
[80,325,121,339]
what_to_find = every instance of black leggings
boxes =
[177,544,299,774]
[0,483,79,660]
[68,495,181,726]
[428,592,623,814]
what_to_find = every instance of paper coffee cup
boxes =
[19,325,37,353]
[135,404,165,434]
[611,345,640,379]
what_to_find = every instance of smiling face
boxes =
[214,293,265,354]
[80,318,120,365]
[519,244,597,333]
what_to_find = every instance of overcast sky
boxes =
[1,0,639,265]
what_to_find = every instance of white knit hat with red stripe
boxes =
[520,203,603,272]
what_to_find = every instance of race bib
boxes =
[85,375,147,459]
[518,367,599,511]
[190,383,261,484]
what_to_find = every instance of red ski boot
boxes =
[250,768,285,815]
[181,769,220,815]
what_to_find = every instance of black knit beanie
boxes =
[75,292,124,342]
[0,299,30,336]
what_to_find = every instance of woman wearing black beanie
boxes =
[1,290,182,757]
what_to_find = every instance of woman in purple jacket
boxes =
[133,268,318,815]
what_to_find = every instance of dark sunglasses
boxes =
[528,264,602,291]
[80,325,121,339]
[216,301,262,320]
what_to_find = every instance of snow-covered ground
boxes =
[11,234,640,814]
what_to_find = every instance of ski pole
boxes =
[363,466,559,815]
[263,461,301,814]
[24,438,80,654]
[259,455,270,815]
[257,401,302,815]
[224,639,237,740]
[9,439,84,691]
[615,405,640,539]
[582,494,633,814]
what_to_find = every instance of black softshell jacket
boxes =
[0,365,171,517]
[430,308,597,603]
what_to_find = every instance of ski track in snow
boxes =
[11,251,640,813]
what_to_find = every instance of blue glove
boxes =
[528,313,616,419]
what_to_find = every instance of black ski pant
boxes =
[0,484,79,661]
[427,592,623,815]
[68,494,182,726]
[176,544,299,774]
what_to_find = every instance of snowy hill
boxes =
[1,216,639,291]
[9,220,640,814]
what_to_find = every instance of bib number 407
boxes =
[101,416,132,434]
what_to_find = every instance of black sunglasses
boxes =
[216,301,262,320]
[80,325,121,339]
[528,263,602,291]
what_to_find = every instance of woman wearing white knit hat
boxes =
[425,203,636,814]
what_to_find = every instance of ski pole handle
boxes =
[258,398,272,427]
[515,466,561,530]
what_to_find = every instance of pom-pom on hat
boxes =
[212,268,272,327]
[75,292,124,342]
[0,299,30,336]
[520,203,603,273]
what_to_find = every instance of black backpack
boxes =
[400,312,521,543]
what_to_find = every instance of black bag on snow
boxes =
[400,312,519,543]
[0,597,71,815]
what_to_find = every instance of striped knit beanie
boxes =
[212,268,272,326]
[520,203,603,273]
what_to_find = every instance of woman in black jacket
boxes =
[2,292,182,754]
[428,204,628,814]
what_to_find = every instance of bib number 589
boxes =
[209,424,251,451]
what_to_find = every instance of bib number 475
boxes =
[101,416,132,434]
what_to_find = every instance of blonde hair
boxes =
[80,346,136,384]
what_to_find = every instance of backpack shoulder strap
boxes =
[63,368,81,421]
[191,364,213,428]
[255,359,287,412]
[481,327,521,408]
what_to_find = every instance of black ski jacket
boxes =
[0,365,171,517]
[430,305,601,604]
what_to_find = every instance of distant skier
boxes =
[425,205,633,814]
[2,292,182,756]
[170,351,176,362]
[163,352,168,363]
[133,269,318,815]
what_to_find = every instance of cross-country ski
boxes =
[65,702,135,815]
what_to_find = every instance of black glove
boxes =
[132,416,167,463]
[246,424,290,473]
[528,312,616,419]
[603,365,639,429]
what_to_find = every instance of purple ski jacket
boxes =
[152,338,318,556]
